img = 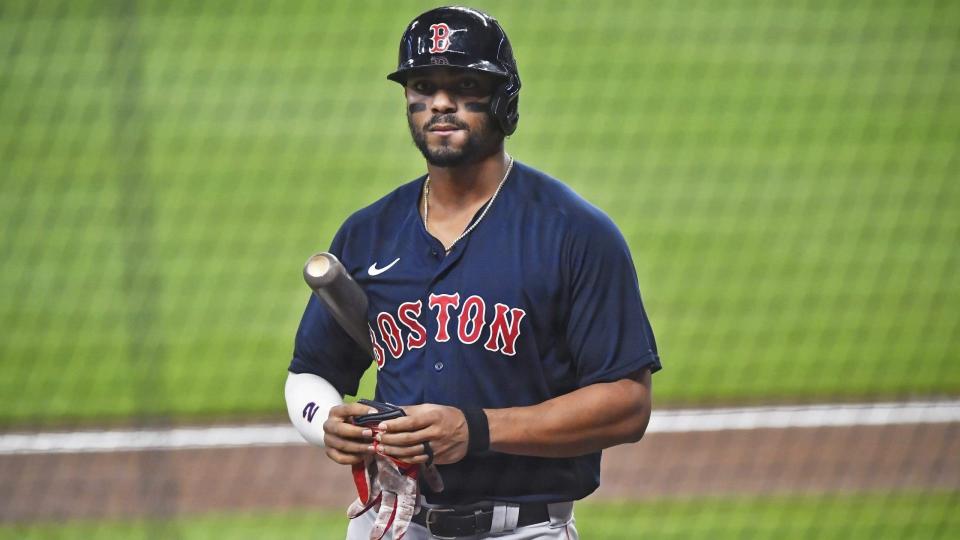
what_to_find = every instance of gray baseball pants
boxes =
[345,501,579,539]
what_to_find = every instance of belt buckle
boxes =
[425,507,458,540]
[424,507,484,539]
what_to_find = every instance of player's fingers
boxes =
[324,432,373,455]
[324,432,370,463]
[375,443,429,464]
[377,410,434,433]
[376,427,432,447]
[323,416,375,441]
[375,441,423,458]
[329,402,379,420]
[325,445,367,465]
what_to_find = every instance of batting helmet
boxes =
[387,6,521,136]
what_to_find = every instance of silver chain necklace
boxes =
[423,156,514,253]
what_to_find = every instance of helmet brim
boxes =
[387,62,510,85]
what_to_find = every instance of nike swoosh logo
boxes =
[368,257,400,276]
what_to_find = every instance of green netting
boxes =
[1,0,957,536]
[3,0,956,425]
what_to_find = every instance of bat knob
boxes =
[303,252,339,289]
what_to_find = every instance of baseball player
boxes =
[285,6,660,539]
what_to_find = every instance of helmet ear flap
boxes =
[490,76,521,136]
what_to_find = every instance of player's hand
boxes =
[322,402,377,465]
[373,404,469,465]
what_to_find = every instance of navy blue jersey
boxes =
[290,161,660,504]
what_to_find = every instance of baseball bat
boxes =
[303,252,373,357]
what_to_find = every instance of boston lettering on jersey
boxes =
[367,292,526,368]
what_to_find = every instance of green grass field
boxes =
[1,0,958,427]
[3,492,957,539]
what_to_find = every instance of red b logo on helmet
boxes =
[428,23,452,53]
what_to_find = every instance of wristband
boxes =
[460,407,490,454]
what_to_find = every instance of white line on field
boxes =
[1,400,958,455]
[646,399,960,433]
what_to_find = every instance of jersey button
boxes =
[433,361,444,371]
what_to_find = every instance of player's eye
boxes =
[410,81,435,94]
[459,78,478,90]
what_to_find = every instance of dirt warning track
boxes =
[2,406,958,523]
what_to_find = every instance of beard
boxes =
[408,111,503,167]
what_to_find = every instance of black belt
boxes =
[412,502,550,538]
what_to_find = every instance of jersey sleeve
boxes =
[563,211,661,387]
[288,226,371,397]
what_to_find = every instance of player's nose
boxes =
[430,88,457,114]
